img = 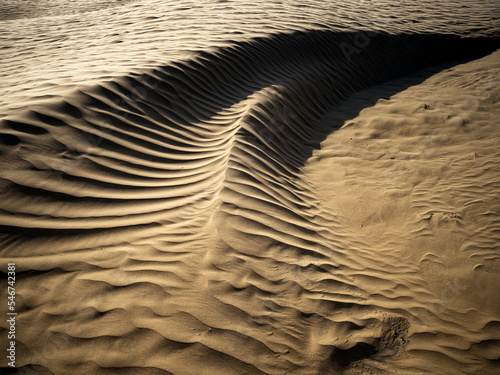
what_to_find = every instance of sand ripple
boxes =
[1,1,500,374]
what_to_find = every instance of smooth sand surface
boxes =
[0,1,499,374]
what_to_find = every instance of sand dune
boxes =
[1,1,499,374]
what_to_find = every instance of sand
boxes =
[0,1,499,374]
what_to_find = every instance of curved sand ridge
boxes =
[0,32,498,231]
[0,29,500,375]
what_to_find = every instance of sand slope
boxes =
[305,51,500,374]
[1,1,500,374]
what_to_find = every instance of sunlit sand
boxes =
[0,1,499,374]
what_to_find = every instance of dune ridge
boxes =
[0,31,498,232]
[0,8,499,375]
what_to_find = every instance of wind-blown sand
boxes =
[0,1,499,374]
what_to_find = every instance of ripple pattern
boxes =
[0,12,499,375]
